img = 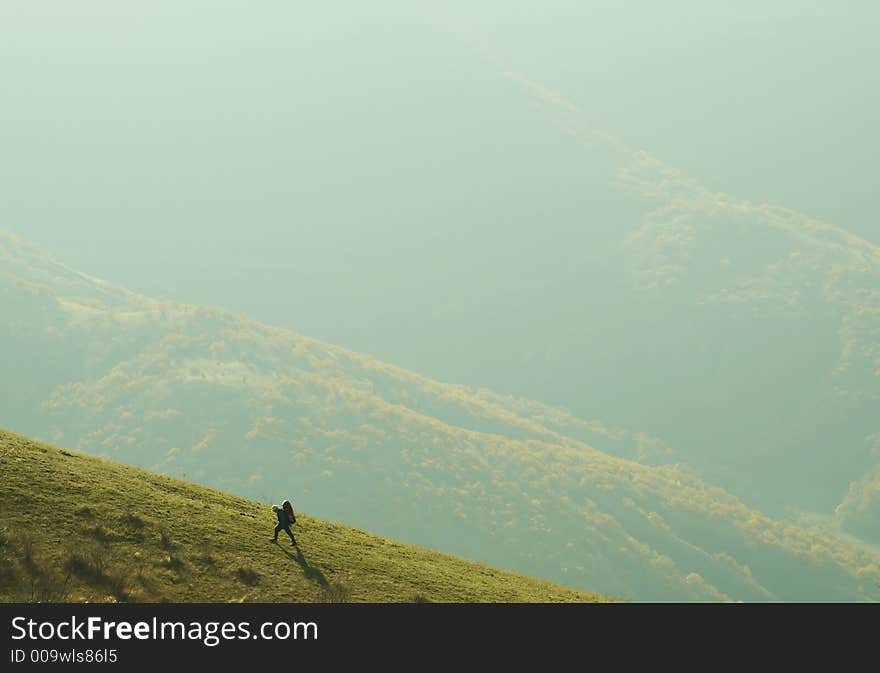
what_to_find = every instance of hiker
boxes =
[271,500,297,546]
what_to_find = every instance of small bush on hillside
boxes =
[108,572,133,602]
[193,543,216,566]
[0,550,17,587]
[236,567,260,586]
[89,542,110,577]
[24,571,71,603]
[65,543,110,585]
[120,513,147,542]
[321,580,352,603]
[161,553,185,573]
[89,525,115,543]
[18,533,38,576]
[158,528,176,551]
[120,513,146,530]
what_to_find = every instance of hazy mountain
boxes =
[6,2,876,523]
[2,229,878,601]
[491,75,880,522]
[2,2,878,600]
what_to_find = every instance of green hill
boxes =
[0,430,608,603]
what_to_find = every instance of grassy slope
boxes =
[0,430,610,603]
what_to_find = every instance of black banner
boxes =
[0,602,869,668]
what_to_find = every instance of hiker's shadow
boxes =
[281,546,328,588]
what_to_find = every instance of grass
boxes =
[0,429,612,603]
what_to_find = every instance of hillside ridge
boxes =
[0,429,610,603]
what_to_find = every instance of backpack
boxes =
[283,501,296,525]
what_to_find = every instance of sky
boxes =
[2,0,878,373]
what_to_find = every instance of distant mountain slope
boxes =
[0,430,607,603]
[431,69,880,520]
[2,0,878,551]
[1,230,878,601]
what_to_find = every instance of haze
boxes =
[3,2,877,362]
[3,1,880,602]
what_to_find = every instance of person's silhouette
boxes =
[271,500,297,546]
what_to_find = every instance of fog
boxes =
[3,3,877,354]
[2,1,879,602]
